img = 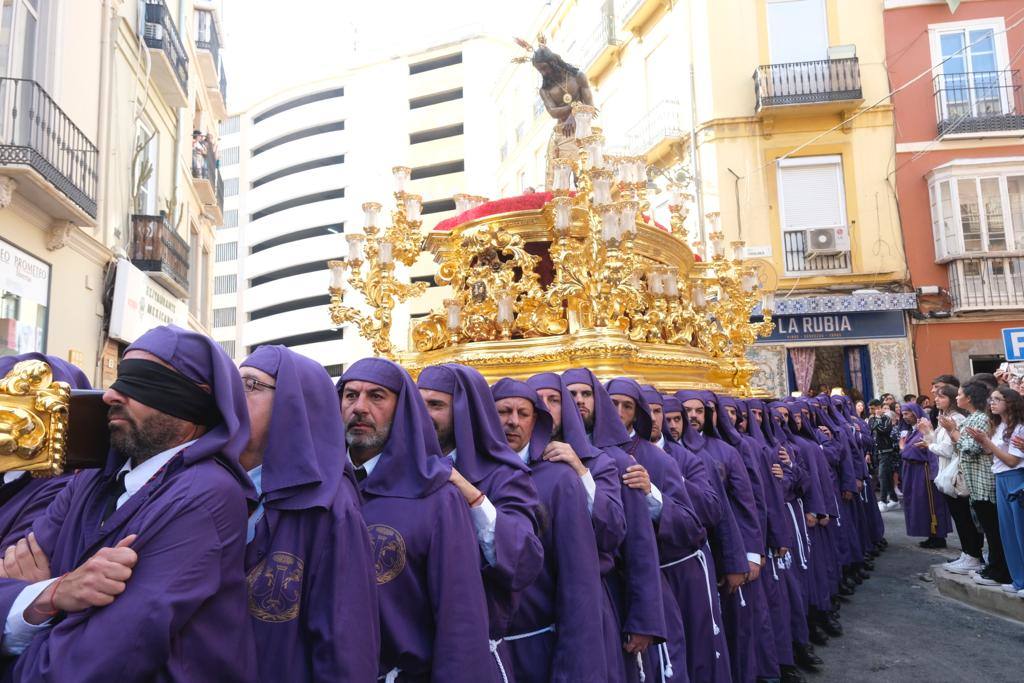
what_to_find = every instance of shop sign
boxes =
[108,259,187,344]
[755,310,907,343]
[0,239,50,303]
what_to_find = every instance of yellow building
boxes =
[0,0,228,385]
[495,0,917,399]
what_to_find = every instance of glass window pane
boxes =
[942,180,959,253]
[958,179,982,252]
[0,240,50,354]
[940,33,965,63]
[981,177,1006,250]
[1007,175,1024,250]
[968,29,996,71]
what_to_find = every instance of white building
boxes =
[213,35,505,375]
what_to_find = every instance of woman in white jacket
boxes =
[923,384,983,574]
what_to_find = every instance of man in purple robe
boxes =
[239,345,378,681]
[676,390,761,683]
[0,354,91,550]
[562,368,666,683]
[607,378,707,683]
[0,324,257,681]
[525,372,631,681]
[416,364,544,676]
[491,378,606,682]
[338,358,493,682]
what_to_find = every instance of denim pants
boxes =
[996,469,1024,589]
[878,451,900,503]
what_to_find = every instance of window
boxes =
[252,121,344,157]
[216,241,237,262]
[251,155,345,189]
[222,209,238,228]
[134,122,158,215]
[0,239,49,354]
[253,88,344,124]
[930,19,1010,123]
[214,274,237,294]
[410,124,463,145]
[929,169,1024,260]
[409,88,463,109]
[410,160,464,180]
[766,0,827,64]
[409,52,462,75]
[250,224,343,253]
[220,146,239,165]
[250,188,345,222]
[776,155,850,274]
[218,339,236,357]
[249,294,330,321]
[224,178,239,196]
[219,117,240,135]
[213,307,236,327]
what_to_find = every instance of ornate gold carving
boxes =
[0,360,71,476]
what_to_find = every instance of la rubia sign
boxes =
[754,310,907,343]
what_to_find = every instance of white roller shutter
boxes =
[777,156,846,230]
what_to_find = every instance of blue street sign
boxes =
[1002,328,1024,362]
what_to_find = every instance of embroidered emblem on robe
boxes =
[247,551,304,622]
[367,523,407,584]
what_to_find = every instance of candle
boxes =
[445,299,461,330]
[347,234,365,262]
[553,160,574,192]
[592,172,613,204]
[599,205,619,244]
[618,201,638,237]
[731,240,746,261]
[362,202,382,229]
[741,272,758,292]
[404,194,423,222]
[648,269,665,295]
[553,196,572,234]
[392,166,411,193]
[762,291,776,312]
[329,261,347,289]
[665,268,679,297]
[693,283,706,308]
[377,240,394,265]
[572,104,595,139]
[669,183,686,207]
[497,295,514,324]
[454,193,472,213]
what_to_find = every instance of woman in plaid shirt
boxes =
[947,381,1012,586]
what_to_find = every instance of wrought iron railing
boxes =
[948,256,1024,311]
[626,100,686,155]
[218,66,228,106]
[614,0,645,25]
[568,2,618,71]
[0,78,98,218]
[782,230,851,275]
[754,57,862,110]
[131,213,190,295]
[191,141,224,212]
[933,69,1024,136]
[194,8,221,75]
[144,0,188,95]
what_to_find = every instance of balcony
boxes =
[948,256,1024,312]
[191,138,224,224]
[143,0,188,108]
[0,78,98,225]
[130,213,190,298]
[566,4,619,78]
[208,67,228,120]
[754,57,862,114]
[933,70,1024,138]
[626,100,686,163]
[195,8,228,119]
[782,230,851,276]
[614,0,661,34]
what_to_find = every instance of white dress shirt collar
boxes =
[116,439,196,508]
[348,453,382,476]
[655,434,666,449]
[517,444,530,465]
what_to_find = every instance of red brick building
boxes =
[885,0,1024,387]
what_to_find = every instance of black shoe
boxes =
[878,538,889,548]
[821,617,842,638]
[838,582,855,596]
[857,568,871,581]
[781,665,807,683]
[793,643,823,671]
[850,572,864,585]
[808,623,829,646]
[862,559,875,570]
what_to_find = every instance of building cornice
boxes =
[883,0,949,10]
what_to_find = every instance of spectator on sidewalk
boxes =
[869,400,900,511]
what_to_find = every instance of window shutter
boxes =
[778,158,845,230]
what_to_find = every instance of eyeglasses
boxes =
[989,396,1005,404]
[242,376,276,393]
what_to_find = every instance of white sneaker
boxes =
[895,486,903,498]
[877,501,887,513]
[948,556,984,575]
[1001,583,1018,593]
[886,501,901,511]
[972,572,1001,587]
[1017,589,1024,599]
[942,553,968,570]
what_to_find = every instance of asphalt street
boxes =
[804,508,1024,682]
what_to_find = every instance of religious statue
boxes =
[514,37,594,190]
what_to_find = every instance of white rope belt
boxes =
[490,624,557,683]
[797,499,812,550]
[658,642,674,681]
[832,493,842,527]
[636,652,646,682]
[786,501,808,569]
[738,585,746,608]
[502,623,556,641]
[661,548,720,636]
[379,668,400,683]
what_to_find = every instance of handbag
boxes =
[935,454,969,498]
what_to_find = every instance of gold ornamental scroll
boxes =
[0,360,109,476]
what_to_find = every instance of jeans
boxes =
[878,451,900,503]
[945,493,983,560]
[996,469,1024,589]
[972,499,1010,582]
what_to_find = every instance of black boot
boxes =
[826,610,843,636]
[820,611,842,638]
[793,642,823,671]
[862,558,875,571]
[781,665,807,682]
[808,620,829,646]
[839,578,855,595]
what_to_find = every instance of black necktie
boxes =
[354,466,367,483]
[101,471,129,525]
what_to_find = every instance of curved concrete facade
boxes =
[213,36,504,375]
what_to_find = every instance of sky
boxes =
[221,0,549,111]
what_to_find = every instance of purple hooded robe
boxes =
[417,365,544,649]
[0,325,258,682]
[490,379,606,683]
[561,368,666,683]
[0,354,91,549]
[898,402,951,539]
[241,345,379,682]
[339,358,493,683]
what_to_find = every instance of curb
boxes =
[931,565,1024,622]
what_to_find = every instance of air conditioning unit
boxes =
[805,227,850,258]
